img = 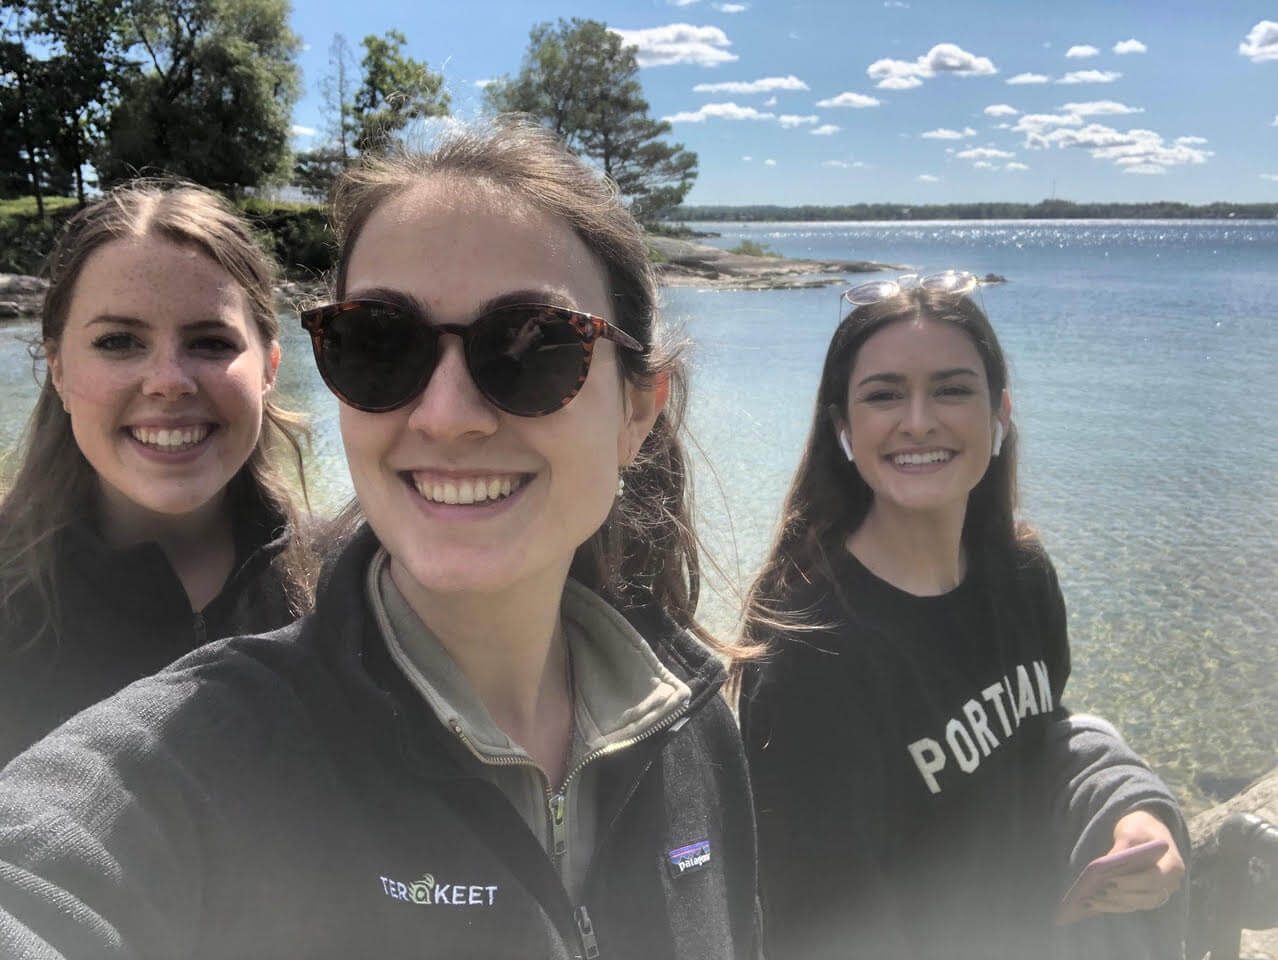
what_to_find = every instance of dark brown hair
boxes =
[0,180,315,649]
[739,287,1026,660]
[324,116,723,649]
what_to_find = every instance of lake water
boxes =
[3,219,1275,813]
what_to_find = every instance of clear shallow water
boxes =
[3,219,1276,812]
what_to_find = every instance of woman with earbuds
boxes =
[737,277,1187,959]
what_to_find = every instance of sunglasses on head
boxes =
[299,298,643,416]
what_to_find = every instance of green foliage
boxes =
[0,199,77,273]
[97,0,301,194]
[671,201,1278,221]
[645,242,669,265]
[352,29,449,151]
[485,18,697,223]
[238,198,336,278]
[727,239,779,257]
[291,146,346,203]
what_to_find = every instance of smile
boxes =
[890,449,954,466]
[128,425,212,452]
[411,473,529,505]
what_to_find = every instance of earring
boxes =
[838,429,854,462]
[992,421,1004,457]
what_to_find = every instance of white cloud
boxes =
[663,102,774,123]
[742,155,752,161]
[816,91,881,108]
[778,114,819,127]
[1066,45,1100,58]
[1007,72,1050,85]
[694,75,807,94]
[972,161,996,169]
[713,2,748,11]
[1005,162,1030,171]
[877,75,924,90]
[668,0,700,6]
[811,124,841,135]
[1057,70,1122,84]
[822,160,853,168]
[764,158,777,166]
[957,146,1015,159]
[474,78,496,89]
[1175,136,1208,145]
[984,104,1019,117]
[867,43,996,89]
[1013,112,1084,136]
[1028,122,1214,173]
[921,126,977,139]
[1060,100,1144,116]
[763,96,777,106]
[1272,116,1278,126]
[1123,164,1167,175]
[1239,21,1278,62]
[290,124,316,137]
[884,1,909,6]
[917,174,940,182]
[1113,38,1147,55]
[611,24,737,67]
[1261,173,1278,181]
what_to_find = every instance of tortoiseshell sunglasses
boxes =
[300,299,642,416]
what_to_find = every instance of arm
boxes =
[0,679,213,959]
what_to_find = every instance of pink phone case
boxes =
[1055,839,1169,925]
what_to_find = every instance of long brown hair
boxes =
[0,180,315,650]
[324,116,723,650]
[739,288,1026,659]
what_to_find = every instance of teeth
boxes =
[130,425,210,451]
[415,474,526,505]
[893,450,953,466]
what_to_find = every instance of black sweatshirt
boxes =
[0,525,761,960]
[0,487,296,767]
[740,541,1074,960]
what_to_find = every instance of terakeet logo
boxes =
[379,872,499,906]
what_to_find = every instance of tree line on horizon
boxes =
[1,3,696,223]
[671,200,1278,222]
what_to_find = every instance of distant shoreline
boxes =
[667,201,1278,223]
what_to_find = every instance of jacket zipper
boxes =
[192,612,207,645]
[449,701,691,957]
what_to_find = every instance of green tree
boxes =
[97,0,301,194]
[321,32,358,163]
[352,29,448,151]
[486,18,698,222]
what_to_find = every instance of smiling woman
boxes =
[0,181,315,766]
[737,284,1190,959]
[0,120,760,960]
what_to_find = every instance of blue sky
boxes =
[287,1,1278,205]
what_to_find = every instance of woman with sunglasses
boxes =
[0,181,313,767]
[0,119,759,959]
[737,277,1187,959]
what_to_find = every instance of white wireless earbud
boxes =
[838,429,854,462]
[992,421,1004,458]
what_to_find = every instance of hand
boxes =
[1085,809,1185,915]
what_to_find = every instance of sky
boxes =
[287,1,1278,206]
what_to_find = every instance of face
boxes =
[338,179,662,598]
[841,317,1009,518]
[49,235,279,526]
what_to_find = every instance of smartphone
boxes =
[1054,838,1169,926]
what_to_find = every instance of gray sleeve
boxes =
[1048,713,1188,960]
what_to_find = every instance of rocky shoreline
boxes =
[647,235,903,290]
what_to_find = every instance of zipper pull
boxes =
[192,612,206,645]
[548,792,568,858]
[575,904,600,959]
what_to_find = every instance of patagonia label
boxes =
[667,839,711,877]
